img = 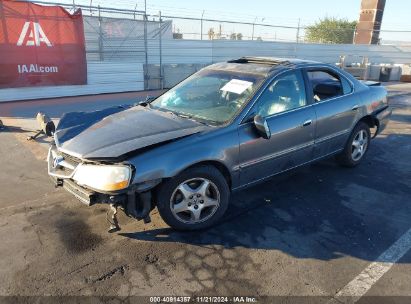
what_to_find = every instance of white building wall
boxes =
[1,37,410,102]
[0,62,144,102]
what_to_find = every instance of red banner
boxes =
[0,0,87,89]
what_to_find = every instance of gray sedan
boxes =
[48,57,391,231]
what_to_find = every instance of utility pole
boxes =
[200,10,205,40]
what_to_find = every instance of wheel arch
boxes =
[359,114,379,129]
[358,114,379,138]
[176,160,233,190]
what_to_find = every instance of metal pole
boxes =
[200,10,204,40]
[252,17,257,40]
[159,11,163,89]
[353,25,357,44]
[144,0,148,90]
[296,18,300,43]
[98,5,104,61]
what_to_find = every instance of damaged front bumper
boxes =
[47,146,157,224]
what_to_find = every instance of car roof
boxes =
[230,56,319,66]
[206,56,322,77]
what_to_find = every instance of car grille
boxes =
[48,147,81,179]
[61,152,81,166]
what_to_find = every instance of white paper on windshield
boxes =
[220,79,253,95]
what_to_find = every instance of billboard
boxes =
[0,0,87,88]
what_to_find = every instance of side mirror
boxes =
[253,115,271,139]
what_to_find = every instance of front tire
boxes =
[156,166,230,230]
[337,121,371,167]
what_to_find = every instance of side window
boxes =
[307,70,352,102]
[255,70,307,118]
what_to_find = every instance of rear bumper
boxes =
[375,106,392,135]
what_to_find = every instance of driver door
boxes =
[238,70,317,186]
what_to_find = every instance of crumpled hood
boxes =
[54,105,208,159]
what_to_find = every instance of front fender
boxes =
[126,126,240,189]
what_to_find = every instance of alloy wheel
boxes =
[351,129,368,161]
[170,178,220,224]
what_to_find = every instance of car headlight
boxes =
[73,164,131,191]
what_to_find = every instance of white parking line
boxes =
[328,227,411,304]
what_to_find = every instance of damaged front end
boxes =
[47,104,209,231]
[48,144,159,232]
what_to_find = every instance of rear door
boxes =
[304,68,358,158]
[238,69,316,186]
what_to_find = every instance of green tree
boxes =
[305,17,357,44]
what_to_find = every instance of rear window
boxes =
[307,70,352,102]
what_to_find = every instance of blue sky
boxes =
[61,0,411,41]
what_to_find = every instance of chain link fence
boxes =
[166,15,411,45]
[2,1,410,101]
[32,1,411,49]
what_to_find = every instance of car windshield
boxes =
[150,69,265,124]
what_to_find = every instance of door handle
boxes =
[302,119,312,127]
[352,105,359,111]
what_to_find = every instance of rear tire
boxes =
[336,122,371,167]
[156,166,230,231]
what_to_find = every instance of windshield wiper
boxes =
[168,112,214,126]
